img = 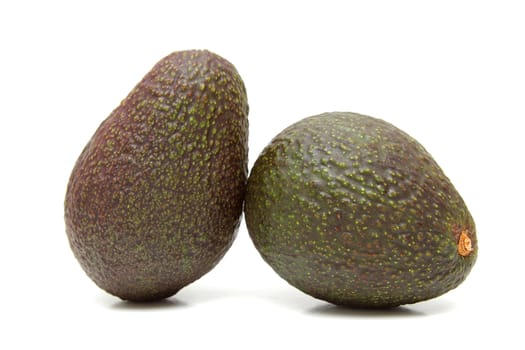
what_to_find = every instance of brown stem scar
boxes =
[458,230,473,257]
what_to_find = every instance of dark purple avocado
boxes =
[65,50,248,301]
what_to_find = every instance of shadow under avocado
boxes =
[111,298,186,311]
[307,297,455,318]
[95,293,187,311]
[308,304,423,317]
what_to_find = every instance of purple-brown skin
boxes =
[245,112,477,308]
[65,50,248,301]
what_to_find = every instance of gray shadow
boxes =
[94,293,187,311]
[308,303,423,317]
[307,297,455,318]
[111,298,186,311]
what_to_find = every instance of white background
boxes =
[1,1,523,349]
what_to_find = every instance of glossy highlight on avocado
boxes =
[65,50,249,301]
[245,112,477,308]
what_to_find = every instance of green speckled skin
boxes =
[65,50,248,301]
[245,112,476,308]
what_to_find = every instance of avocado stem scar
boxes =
[458,230,473,257]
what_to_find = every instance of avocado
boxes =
[245,112,476,308]
[64,50,249,301]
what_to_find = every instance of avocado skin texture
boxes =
[245,112,477,308]
[65,50,248,301]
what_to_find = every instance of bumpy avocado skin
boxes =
[245,112,476,308]
[65,50,248,301]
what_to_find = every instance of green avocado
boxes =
[65,50,249,301]
[245,112,477,308]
